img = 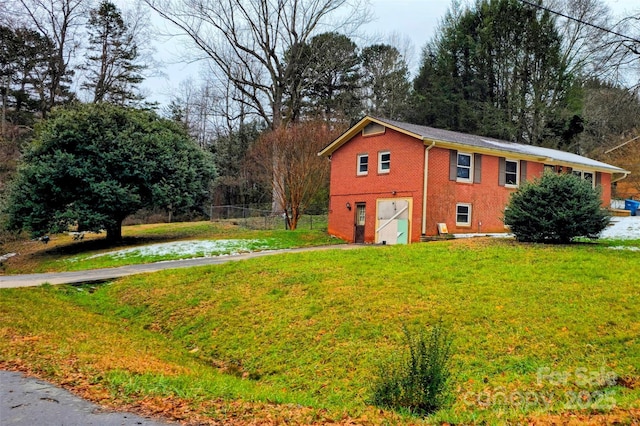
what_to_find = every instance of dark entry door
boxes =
[354,203,365,243]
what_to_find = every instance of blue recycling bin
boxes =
[625,199,640,216]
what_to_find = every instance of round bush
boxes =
[503,172,610,243]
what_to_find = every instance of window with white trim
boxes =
[584,172,594,185]
[572,170,595,188]
[357,154,368,176]
[505,159,519,186]
[457,153,473,182]
[456,203,472,226]
[378,151,390,173]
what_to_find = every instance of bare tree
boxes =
[610,12,640,89]
[550,0,614,78]
[10,0,88,113]
[596,134,640,199]
[144,0,369,213]
[142,0,370,130]
[549,0,640,88]
[248,120,345,230]
[167,74,249,147]
[577,81,640,154]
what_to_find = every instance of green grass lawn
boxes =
[1,220,341,273]
[1,238,638,424]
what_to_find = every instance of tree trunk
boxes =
[106,221,123,241]
[289,207,300,231]
[271,94,284,214]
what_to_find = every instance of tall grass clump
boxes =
[372,323,453,416]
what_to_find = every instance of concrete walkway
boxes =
[0,244,362,288]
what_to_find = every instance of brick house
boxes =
[318,116,630,244]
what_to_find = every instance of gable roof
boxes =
[319,116,630,181]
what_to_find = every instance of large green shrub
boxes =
[372,323,453,416]
[503,172,610,243]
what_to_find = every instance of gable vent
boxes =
[362,122,386,136]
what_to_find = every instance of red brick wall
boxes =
[327,128,425,243]
[327,130,616,242]
[425,150,614,235]
[426,148,516,235]
[527,162,545,180]
[600,173,612,205]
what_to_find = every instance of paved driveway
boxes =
[0,244,362,288]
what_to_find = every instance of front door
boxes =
[354,203,365,243]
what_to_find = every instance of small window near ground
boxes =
[505,159,519,186]
[457,153,473,182]
[378,151,390,173]
[357,154,368,176]
[456,203,472,226]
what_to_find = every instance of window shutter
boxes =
[473,154,482,183]
[449,150,458,181]
[498,157,506,186]
[596,172,602,186]
[520,160,527,183]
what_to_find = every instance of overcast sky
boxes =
[141,0,639,106]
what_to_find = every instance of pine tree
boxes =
[300,32,362,121]
[360,44,411,120]
[82,1,145,105]
[411,0,574,146]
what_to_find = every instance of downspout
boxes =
[422,141,436,236]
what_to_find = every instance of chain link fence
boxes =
[210,205,328,230]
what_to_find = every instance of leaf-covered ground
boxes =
[1,237,639,424]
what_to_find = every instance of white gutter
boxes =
[612,171,631,183]
[422,141,436,235]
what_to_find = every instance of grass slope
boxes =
[1,239,639,424]
[1,220,339,273]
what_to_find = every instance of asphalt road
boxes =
[0,244,362,288]
[0,371,175,426]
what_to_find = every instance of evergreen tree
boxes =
[504,172,609,243]
[209,122,268,206]
[82,1,145,105]
[301,32,362,121]
[4,104,216,241]
[0,24,73,120]
[360,44,411,120]
[411,0,575,146]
